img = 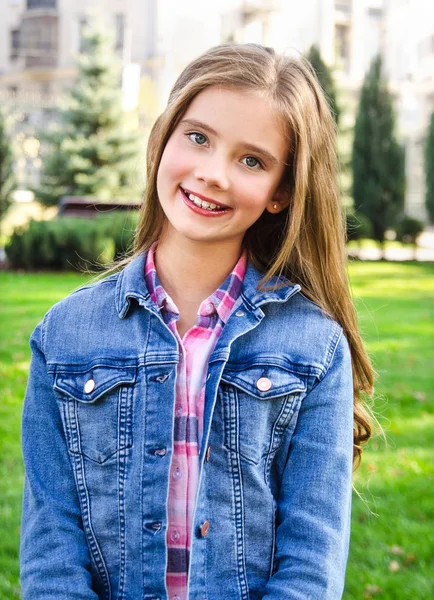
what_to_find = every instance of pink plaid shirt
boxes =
[144,243,247,600]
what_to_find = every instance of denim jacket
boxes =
[21,253,354,600]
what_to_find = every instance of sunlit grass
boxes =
[0,263,433,599]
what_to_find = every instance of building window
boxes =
[335,1,352,18]
[78,17,88,52]
[115,13,125,51]
[27,0,56,9]
[367,7,382,19]
[335,23,351,72]
[10,28,20,60]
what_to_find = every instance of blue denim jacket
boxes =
[21,253,354,600]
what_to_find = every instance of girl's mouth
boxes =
[180,187,231,216]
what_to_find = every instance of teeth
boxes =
[184,190,224,211]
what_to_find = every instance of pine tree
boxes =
[424,111,434,223]
[352,55,405,247]
[37,18,141,206]
[0,108,15,225]
[306,44,340,125]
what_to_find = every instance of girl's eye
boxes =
[187,132,208,146]
[243,156,262,169]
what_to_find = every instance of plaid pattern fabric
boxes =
[144,243,247,600]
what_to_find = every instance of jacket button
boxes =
[199,520,210,537]
[205,446,211,462]
[256,377,272,392]
[84,379,95,394]
[155,373,169,383]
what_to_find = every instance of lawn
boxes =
[0,263,433,599]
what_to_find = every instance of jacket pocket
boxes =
[220,364,306,465]
[53,364,137,464]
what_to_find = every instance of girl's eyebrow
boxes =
[180,118,279,166]
[180,118,218,137]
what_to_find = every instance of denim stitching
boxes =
[118,385,133,597]
[71,401,112,599]
[225,386,249,600]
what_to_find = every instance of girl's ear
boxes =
[266,187,290,214]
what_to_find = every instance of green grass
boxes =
[0,263,433,599]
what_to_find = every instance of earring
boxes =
[273,203,278,210]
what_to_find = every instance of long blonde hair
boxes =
[130,43,373,467]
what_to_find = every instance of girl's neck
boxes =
[154,233,243,307]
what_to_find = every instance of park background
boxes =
[0,0,433,598]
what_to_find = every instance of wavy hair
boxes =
[128,43,373,467]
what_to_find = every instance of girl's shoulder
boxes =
[49,271,121,318]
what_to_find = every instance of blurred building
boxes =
[0,0,433,220]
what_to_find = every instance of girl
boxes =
[21,44,373,600]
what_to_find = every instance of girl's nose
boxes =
[194,154,230,191]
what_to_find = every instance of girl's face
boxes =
[156,86,289,252]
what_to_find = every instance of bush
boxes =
[346,212,373,242]
[395,216,424,245]
[5,211,138,270]
[97,211,139,260]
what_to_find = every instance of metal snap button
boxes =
[205,446,211,462]
[256,377,272,392]
[84,379,95,394]
[199,520,210,537]
[235,310,245,317]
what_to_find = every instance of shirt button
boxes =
[205,446,211,462]
[199,521,210,537]
[206,302,214,314]
[256,377,272,392]
[175,404,183,417]
[173,596,182,600]
[170,529,181,543]
[172,466,182,480]
[84,379,95,394]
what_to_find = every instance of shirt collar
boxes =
[115,250,300,320]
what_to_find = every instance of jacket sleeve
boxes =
[20,321,98,600]
[262,332,354,600]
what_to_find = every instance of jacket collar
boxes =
[115,251,300,319]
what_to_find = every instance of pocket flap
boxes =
[54,365,137,403]
[221,364,306,400]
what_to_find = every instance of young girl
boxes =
[21,43,373,600]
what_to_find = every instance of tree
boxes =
[306,45,340,125]
[424,111,434,223]
[37,17,141,206]
[0,108,15,227]
[352,55,405,248]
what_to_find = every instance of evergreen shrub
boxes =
[5,212,138,270]
[346,212,373,241]
[395,216,424,245]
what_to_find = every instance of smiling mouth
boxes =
[181,187,229,212]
